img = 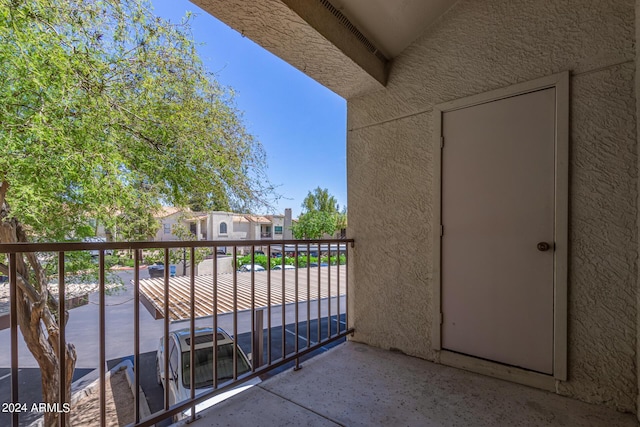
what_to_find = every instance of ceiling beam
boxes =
[191,0,387,98]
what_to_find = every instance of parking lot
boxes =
[0,267,346,426]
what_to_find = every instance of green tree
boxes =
[167,213,212,268]
[292,188,346,239]
[188,190,230,212]
[302,187,338,213]
[0,1,273,424]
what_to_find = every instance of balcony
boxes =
[1,238,638,427]
[0,238,351,427]
[260,232,272,239]
[186,341,637,427]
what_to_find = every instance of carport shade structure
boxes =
[138,268,347,320]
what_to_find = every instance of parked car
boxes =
[239,264,265,272]
[156,327,258,420]
[272,264,296,270]
[309,262,329,267]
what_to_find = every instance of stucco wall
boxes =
[348,0,637,412]
[269,216,285,240]
[206,212,249,240]
[154,213,183,241]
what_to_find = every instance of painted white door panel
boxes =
[441,88,555,374]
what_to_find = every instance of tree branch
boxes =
[0,261,57,333]
[117,122,164,152]
[0,180,8,209]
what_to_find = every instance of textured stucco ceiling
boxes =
[327,0,459,58]
[191,0,459,98]
[192,0,387,98]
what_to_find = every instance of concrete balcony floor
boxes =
[185,342,638,427]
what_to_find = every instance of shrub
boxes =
[237,253,269,269]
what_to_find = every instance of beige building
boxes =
[194,0,640,418]
[152,206,187,241]
[201,210,294,241]
[155,208,294,243]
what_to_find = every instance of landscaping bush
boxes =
[236,252,347,269]
[237,253,269,269]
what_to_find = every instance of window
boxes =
[181,343,250,388]
[274,226,283,235]
[219,222,228,234]
[163,224,171,234]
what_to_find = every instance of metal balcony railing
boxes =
[0,238,354,427]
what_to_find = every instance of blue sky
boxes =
[150,1,347,218]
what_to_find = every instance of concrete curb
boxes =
[70,359,152,419]
[73,359,152,419]
[123,360,152,420]
[69,360,129,407]
[71,360,152,419]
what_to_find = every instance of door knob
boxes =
[537,242,551,252]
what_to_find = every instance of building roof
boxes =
[265,214,284,220]
[138,268,347,320]
[184,214,208,221]
[244,215,271,224]
[154,206,185,219]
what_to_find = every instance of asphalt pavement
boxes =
[106,315,345,417]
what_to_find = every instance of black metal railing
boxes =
[0,238,354,427]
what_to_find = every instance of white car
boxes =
[156,327,258,420]
[272,264,296,270]
[239,264,265,272]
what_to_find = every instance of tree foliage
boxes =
[237,253,346,269]
[301,187,338,213]
[188,190,230,213]
[0,1,273,424]
[292,187,346,239]
[0,0,273,241]
[292,210,337,239]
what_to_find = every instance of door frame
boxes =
[432,71,569,383]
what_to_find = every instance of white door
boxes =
[440,88,556,374]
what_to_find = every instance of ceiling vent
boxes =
[318,0,388,62]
